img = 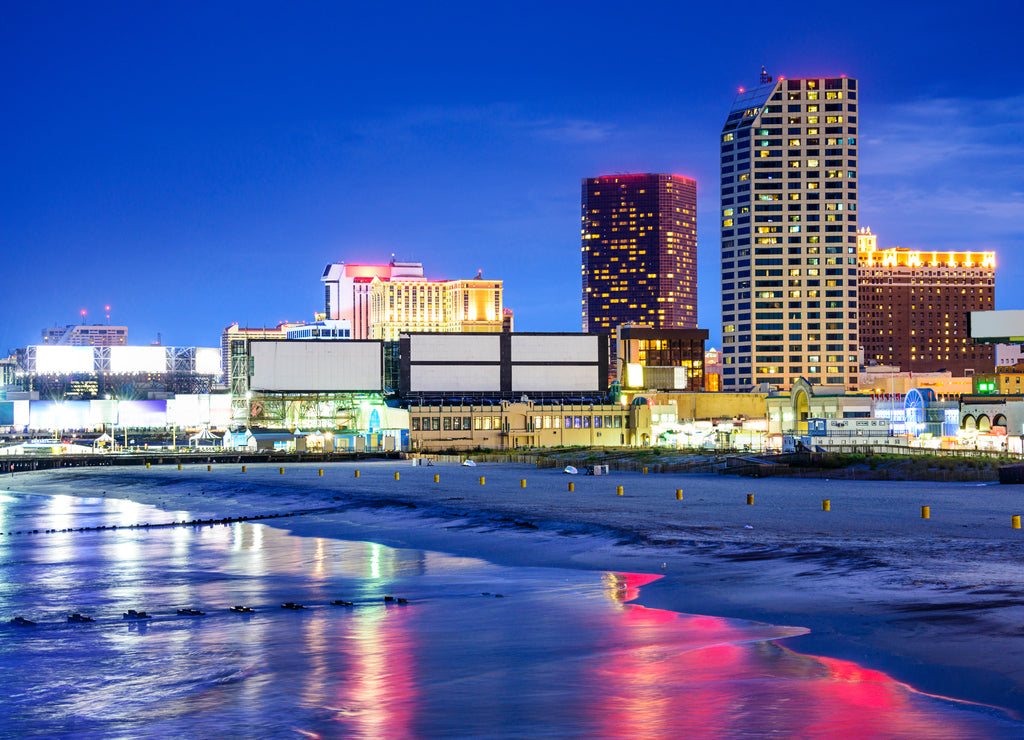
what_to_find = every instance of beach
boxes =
[7,458,1024,724]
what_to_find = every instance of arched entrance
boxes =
[977,415,992,432]
[794,390,810,433]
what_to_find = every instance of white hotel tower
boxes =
[719,69,860,391]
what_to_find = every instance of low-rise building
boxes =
[408,401,634,451]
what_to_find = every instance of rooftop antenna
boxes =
[759,66,773,85]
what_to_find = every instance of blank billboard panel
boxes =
[410,365,500,393]
[110,346,167,374]
[250,342,382,391]
[512,365,599,392]
[970,310,1024,343]
[195,348,222,375]
[34,346,94,374]
[409,334,500,362]
[512,335,598,363]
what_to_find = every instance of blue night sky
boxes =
[3,2,1022,353]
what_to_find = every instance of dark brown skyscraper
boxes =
[581,174,697,333]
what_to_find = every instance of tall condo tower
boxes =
[720,70,860,391]
[581,174,697,333]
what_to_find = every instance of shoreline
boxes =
[7,459,1024,721]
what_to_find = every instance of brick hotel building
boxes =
[720,70,860,391]
[857,227,995,375]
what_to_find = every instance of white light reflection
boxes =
[370,542,381,579]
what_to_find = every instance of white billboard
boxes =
[410,365,501,393]
[512,335,598,363]
[512,366,599,392]
[409,334,500,362]
[167,393,233,427]
[110,346,167,374]
[195,348,222,375]
[34,346,94,374]
[970,310,1024,343]
[250,341,382,391]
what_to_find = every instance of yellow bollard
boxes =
[479,476,485,485]
[568,482,574,492]
[520,479,526,488]
[676,489,683,500]
[434,474,440,483]
[822,499,831,512]
[1013,515,1021,530]
[354,469,360,478]
[921,505,930,519]
[643,466,648,474]
[318,469,323,477]
[280,467,284,475]
[177,464,182,471]
[747,493,754,505]
[394,472,400,481]
[207,465,212,472]
[242,465,246,473]
[146,462,150,469]
[617,486,624,496]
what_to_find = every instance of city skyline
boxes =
[3,2,1022,354]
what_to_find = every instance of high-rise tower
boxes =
[720,71,860,391]
[581,173,697,333]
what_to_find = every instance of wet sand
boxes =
[8,459,1024,718]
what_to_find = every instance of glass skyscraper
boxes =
[581,173,697,333]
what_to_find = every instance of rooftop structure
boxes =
[42,324,127,347]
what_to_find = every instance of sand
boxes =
[7,458,1024,718]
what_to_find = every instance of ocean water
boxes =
[0,491,1019,739]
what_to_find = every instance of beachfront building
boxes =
[616,326,708,392]
[857,365,972,397]
[222,322,301,399]
[230,339,402,446]
[15,345,222,400]
[408,401,634,451]
[766,378,873,436]
[720,69,860,392]
[857,227,995,375]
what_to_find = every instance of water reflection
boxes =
[0,491,1018,738]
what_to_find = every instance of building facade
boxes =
[408,401,633,451]
[42,324,128,346]
[721,70,860,391]
[321,260,425,339]
[857,227,995,375]
[581,173,698,334]
[615,326,707,392]
[369,277,504,341]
